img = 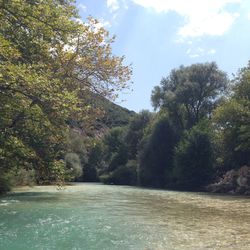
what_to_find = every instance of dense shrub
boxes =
[99,160,137,185]
[112,161,137,185]
[213,66,250,170]
[138,116,178,188]
[0,168,36,194]
[0,174,12,194]
[173,125,214,190]
[82,141,104,182]
[125,110,152,159]
[102,127,128,173]
[12,169,36,186]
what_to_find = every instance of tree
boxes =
[173,122,214,190]
[138,115,178,188]
[83,140,104,182]
[102,127,128,173]
[213,63,250,169]
[151,62,228,130]
[0,0,131,187]
[103,160,137,185]
[65,130,88,181]
[125,110,152,159]
[65,152,82,179]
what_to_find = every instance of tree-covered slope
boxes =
[95,97,136,128]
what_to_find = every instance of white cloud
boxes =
[186,47,216,58]
[131,0,241,38]
[189,54,200,58]
[107,0,120,12]
[78,4,87,12]
[96,20,111,29]
[197,47,204,53]
[186,47,203,58]
[208,49,216,54]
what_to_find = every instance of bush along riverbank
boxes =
[207,166,250,195]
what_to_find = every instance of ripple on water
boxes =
[0,183,249,250]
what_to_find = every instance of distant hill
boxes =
[96,98,136,128]
[91,97,135,138]
[69,96,136,137]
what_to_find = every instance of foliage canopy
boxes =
[151,62,228,129]
[0,0,131,185]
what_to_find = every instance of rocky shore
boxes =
[207,166,250,195]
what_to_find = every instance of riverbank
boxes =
[206,166,250,195]
[1,165,250,197]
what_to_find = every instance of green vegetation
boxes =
[173,123,214,190]
[95,62,250,193]
[94,96,136,130]
[0,1,249,194]
[0,0,131,192]
[213,64,250,170]
[138,115,178,188]
[151,62,227,130]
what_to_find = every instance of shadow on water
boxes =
[2,191,60,202]
[138,184,250,200]
[189,190,250,202]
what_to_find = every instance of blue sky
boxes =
[76,0,250,112]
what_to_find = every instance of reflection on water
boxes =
[0,183,249,250]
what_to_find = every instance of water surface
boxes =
[0,183,249,250]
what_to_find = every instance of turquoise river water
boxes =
[0,183,250,250]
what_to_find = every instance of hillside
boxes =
[96,98,136,128]
[68,96,136,137]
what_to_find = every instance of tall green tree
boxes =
[83,140,104,182]
[102,127,128,173]
[173,122,214,190]
[138,115,178,188]
[125,110,152,159]
[151,62,228,130]
[213,63,250,169]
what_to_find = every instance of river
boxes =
[0,183,249,250]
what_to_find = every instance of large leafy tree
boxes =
[151,62,228,130]
[173,122,214,190]
[125,110,152,160]
[214,63,250,169]
[0,0,131,184]
[138,115,178,188]
[102,127,128,173]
